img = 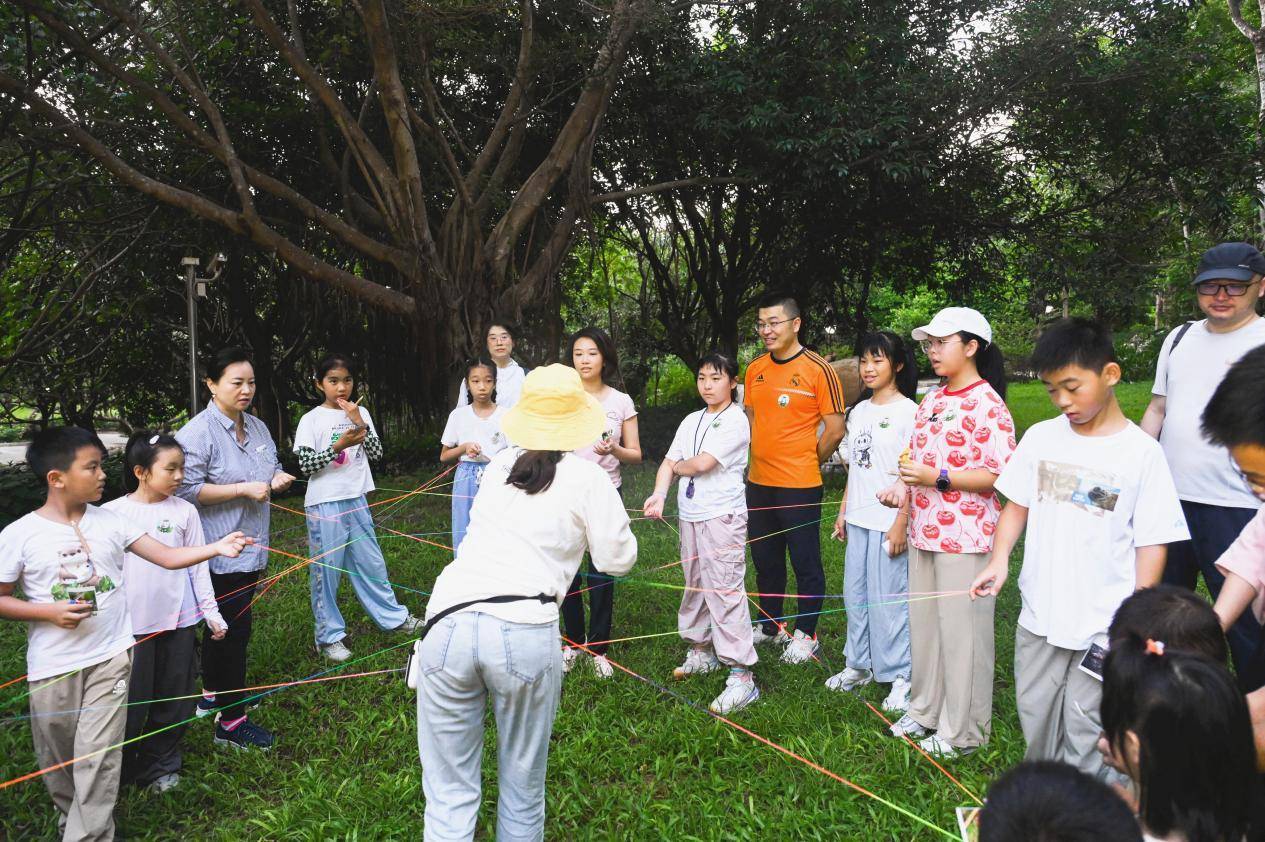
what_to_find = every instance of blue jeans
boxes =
[451,462,484,552]
[306,496,409,646]
[1162,500,1262,677]
[843,523,911,683]
[417,612,562,841]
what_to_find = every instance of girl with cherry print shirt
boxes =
[906,382,1016,556]
[883,307,1015,760]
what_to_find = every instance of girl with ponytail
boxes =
[103,431,226,791]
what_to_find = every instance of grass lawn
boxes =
[0,381,1153,839]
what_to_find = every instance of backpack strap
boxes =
[1167,320,1196,359]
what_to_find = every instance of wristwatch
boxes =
[935,469,951,493]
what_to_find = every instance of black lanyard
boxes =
[692,403,733,457]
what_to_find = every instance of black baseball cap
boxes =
[1193,242,1265,284]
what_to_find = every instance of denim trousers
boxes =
[843,523,911,683]
[306,496,409,645]
[417,611,562,841]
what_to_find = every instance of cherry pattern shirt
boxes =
[907,380,1016,555]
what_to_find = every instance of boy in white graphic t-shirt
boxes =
[972,320,1189,778]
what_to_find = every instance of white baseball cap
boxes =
[911,307,993,345]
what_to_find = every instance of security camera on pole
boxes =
[181,253,227,416]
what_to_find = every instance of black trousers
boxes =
[1162,500,1262,687]
[561,488,622,655]
[123,626,198,786]
[747,483,825,636]
[202,570,260,721]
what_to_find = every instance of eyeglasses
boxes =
[1195,281,1254,297]
[755,318,793,333]
[919,337,963,354]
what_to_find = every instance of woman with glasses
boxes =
[879,307,1016,759]
[1140,241,1265,677]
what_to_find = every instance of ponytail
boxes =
[123,430,182,493]
[961,332,1006,400]
[507,450,563,495]
[1101,634,1261,842]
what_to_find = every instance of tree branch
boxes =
[592,176,754,204]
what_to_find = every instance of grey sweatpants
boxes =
[1014,625,1106,779]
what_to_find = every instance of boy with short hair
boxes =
[0,427,248,841]
[970,318,1189,777]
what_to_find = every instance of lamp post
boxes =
[181,253,226,417]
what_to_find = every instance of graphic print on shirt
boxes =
[327,422,359,468]
[851,428,874,469]
[49,541,115,601]
[1036,460,1121,517]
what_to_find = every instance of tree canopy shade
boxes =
[0,0,710,407]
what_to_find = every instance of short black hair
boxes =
[27,427,107,488]
[1108,585,1228,664]
[1202,344,1265,450]
[1030,317,1118,376]
[696,351,741,401]
[755,290,800,320]
[980,761,1142,842]
[204,346,253,383]
[486,321,518,341]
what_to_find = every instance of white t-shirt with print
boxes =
[102,494,224,635]
[293,405,380,507]
[441,404,510,463]
[995,416,1190,651]
[1154,317,1265,508]
[665,404,750,522]
[844,396,918,532]
[0,507,145,681]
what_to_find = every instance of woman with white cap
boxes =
[415,364,638,841]
[879,307,1016,759]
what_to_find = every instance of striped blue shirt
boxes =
[176,401,283,574]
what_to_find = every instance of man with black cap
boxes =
[1141,241,1265,676]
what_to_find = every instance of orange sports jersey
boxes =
[743,348,845,488]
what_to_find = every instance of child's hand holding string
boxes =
[643,492,666,521]
[214,531,253,559]
[208,617,228,641]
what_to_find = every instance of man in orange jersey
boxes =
[744,292,846,664]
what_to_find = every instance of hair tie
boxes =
[1145,639,1166,656]
[148,434,160,445]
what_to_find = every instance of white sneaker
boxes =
[673,647,723,680]
[592,654,614,679]
[751,625,792,647]
[825,666,873,693]
[889,712,930,739]
[917,734,975,759]
[148,773,180,793]
[780,630,820,664]
[394,614,424,634]
[318,640,352,662]
[709,670,760,714]
[561,646,580,674]
[882,678,912,713]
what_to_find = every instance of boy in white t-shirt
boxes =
[645,354,759,715]
[971,320,1189,778]
[0,427,249,841]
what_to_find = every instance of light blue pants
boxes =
[843,523,911,683]
[417,612,562,842]
[451,461,484,552]
[306,496,409,646]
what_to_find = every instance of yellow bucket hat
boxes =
[501,364,606,451]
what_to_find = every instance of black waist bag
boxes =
[404,594,554,688]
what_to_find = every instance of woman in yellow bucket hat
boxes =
[415,364,638,841]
